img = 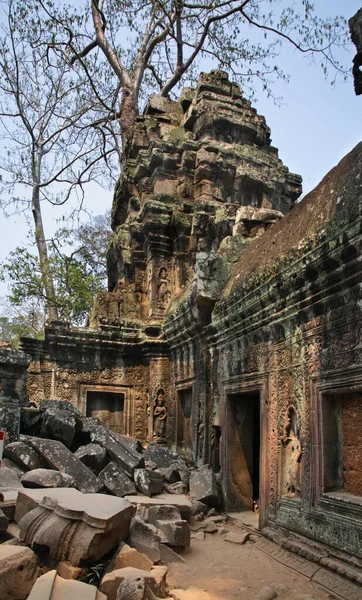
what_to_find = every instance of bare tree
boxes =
[0,0,119,320]
[53,0,350,145]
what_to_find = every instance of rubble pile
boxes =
[0,401,229,600]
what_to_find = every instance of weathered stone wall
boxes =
[165,141,362,558]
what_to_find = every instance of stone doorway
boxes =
[176,387,193,458]
[86,390,125,435]
[225,392,261,516]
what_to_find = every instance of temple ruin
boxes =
[1,66,362,592]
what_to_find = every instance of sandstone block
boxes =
[99,462,136,497]
[189,465,218,506]
[128,516,161,562]
[3,441,46,471]
[144,443,186,468]
[0,545,39,600]
[157,460,190,485]
[159,544,186,563]
[40,408,79,448]
[27,570,106,600]
[100,567,164,600]
[74,443,108,474]
[57,561,85,580]
[28,437,102,493]
[150,565,168,593]
[0,466,23,491]
[17,489,135,565]
[20,469,76,488]
[89,424,144,476]
[148,505,190,547]
[134,468,164,496]
[125,494,192,518]
[108,542,153,572]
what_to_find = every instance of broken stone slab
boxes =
[148,505,190,547]
[224,530,250,545]
[3,441,46,471]
[2,457,26,477]
[27,569,106,600]
[150,565,168,593]
[99,462,136,497]
[0,545,39,600]
[14,488,81,523]
[189,465,219,506]
[163,481,188,494]
[125,494,192,519]
[203,521,218,534]
[56,561,86,581]
[157,460,190,485]
[112,431,143,455]
[144,443,186,468]
[134,468,164,497]
[128,516,161,562]
[190,531,205,541]
[74,443,108,474]
[20,469,76,489]
[28,437,102,493]
[0,507,8,531]
[0,466,23,491]
[107,542,153,573]
[40,408,80,449]
[100,567,165,600]
[17,488,135,566]
[89,424,144,476]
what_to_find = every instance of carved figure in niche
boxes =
[157,267,171,308]
[153,389,167,441]
[281,406,302,497]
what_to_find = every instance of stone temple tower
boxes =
[89,70,302,332]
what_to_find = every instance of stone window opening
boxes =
[322,392,362,499]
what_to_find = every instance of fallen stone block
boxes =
[190,531,205,541]
[27,569,106,599]
[3,441,46,471]
[189,465,218,506]
[107,542,153,572]
[224,530,250,544]
[99,462,136,497]
[158,460,190,485]
[20,469,76,489]
[17,489,135,566]
[134,469,164,497]
[144,443,186,468]
[128,516,161,562]
[0,466,23,492]
[148,505,190,547]
[0,545,39,600]
[40,408,80,449]
[57,561,85,580]
[125,494,192,519]
[112,431,143,455]
[254,586,278,600]
[2,457,26,477]
[100,567,164,600]
[88,423,144,476]
[20,408,42,437]
[204,522,217,534]
[74,443,108,474]
[0,507,8,531]
[150,565,168,593]
[15,487,80,523]
[28,438,102,493]
[163,481,188,494]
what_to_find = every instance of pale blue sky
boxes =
[0,0,361,299]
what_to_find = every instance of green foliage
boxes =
[0,213,111,328]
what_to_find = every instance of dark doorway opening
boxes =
[227,392,260,511]
[86,391,125,435]
[176,387,193,457]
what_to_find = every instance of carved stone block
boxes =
[17,489,135,566]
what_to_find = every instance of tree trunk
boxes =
[119,84,138,149]
[32,154,59,322]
